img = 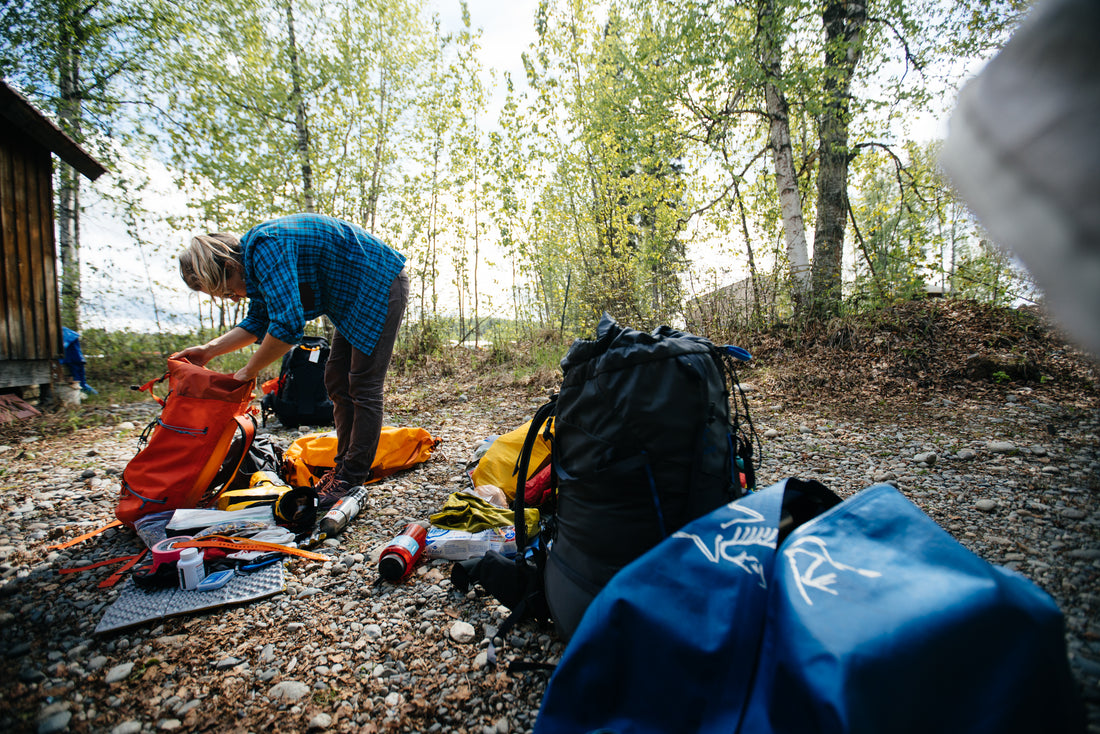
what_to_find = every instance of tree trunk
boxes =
[758,0,811,317]
[57,12,82,329]
[811,0,866,319]
[734,180,764,326]
[365,65,389,230]
[285,0,315,213]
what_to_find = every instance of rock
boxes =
[20,667,46,684]
[269,680,311,703]
[308,713,332,730]
[6,640,32,657]
[363,624,382,638]
[105,662,133,684]
[157,720,181,731]
[976,499,997,513]
[956,449,977,461]
[450,621,476,644]
[116,422,136,431]
[385,692,401,707]
[110,723,142,734]
[913,452,937,466]
[36,710,71,734]
[986,441,1016,454]
[764,429,781,439]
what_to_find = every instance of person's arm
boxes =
[172,327,259,367]
[233,333,295,382]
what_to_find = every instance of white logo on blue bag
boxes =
[672,504,779,589]
[783,535,882,605]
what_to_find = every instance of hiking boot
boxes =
[314,471,351,512]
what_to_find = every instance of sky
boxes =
[80,0,543,333]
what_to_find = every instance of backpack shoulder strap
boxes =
[513,395,557,554]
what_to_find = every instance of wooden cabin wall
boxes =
[0,115,61,388]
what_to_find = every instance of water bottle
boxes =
[378,521,428,582]
[318,485,368,537]
[177,547,206,590]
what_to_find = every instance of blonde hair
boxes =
[179,233,243,295]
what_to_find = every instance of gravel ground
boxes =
[0,376,1097,733]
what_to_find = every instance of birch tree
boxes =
[1,0,173,329]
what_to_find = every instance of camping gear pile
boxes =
[55,315,1083,729]
[51,353,440,632]
[445,314,1084,731]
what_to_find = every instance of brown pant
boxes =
[324,269,409,485]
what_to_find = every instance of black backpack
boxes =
[261,336,335,428]
[452,314,758,661]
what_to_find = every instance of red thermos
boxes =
[378,521,428,582]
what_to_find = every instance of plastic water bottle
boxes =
[378,522,428,582]
[318,485,368,537]
[177,547,206,590]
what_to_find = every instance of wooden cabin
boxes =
[0,80,106,392]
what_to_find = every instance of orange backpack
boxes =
[115,358,257,527]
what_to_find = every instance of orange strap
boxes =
[100,549,149,588]
[176,535,328,561]
[135,371,170,407]
[57,547,149,589]
[58,552,136,575]
[48,519,123,550]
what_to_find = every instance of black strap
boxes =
[513,396,557,555]
[488,590,559,674]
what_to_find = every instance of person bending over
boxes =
[176,212,409,509]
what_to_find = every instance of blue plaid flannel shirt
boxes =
[237,214,406,355]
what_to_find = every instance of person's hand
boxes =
[171,345,214,367]
[233,366,257,383]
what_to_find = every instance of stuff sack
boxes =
[470,418,554,500]
[282,427,441,487]
[116,358,256,527]
[546,313,756,640]
[261,335,334,428]
[535,479,1084,734]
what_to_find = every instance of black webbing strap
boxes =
[513,396,557,555]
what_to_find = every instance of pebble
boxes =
[269,680,311,702]
[36,706,71,734]
[308,713,332,730]
[105,662,133,684]
[975,499,997,513]
[450,621,477,644]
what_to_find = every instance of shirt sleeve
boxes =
[247,232,306,345]
[236,296,269,341]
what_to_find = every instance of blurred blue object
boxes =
[60,327,97,394]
